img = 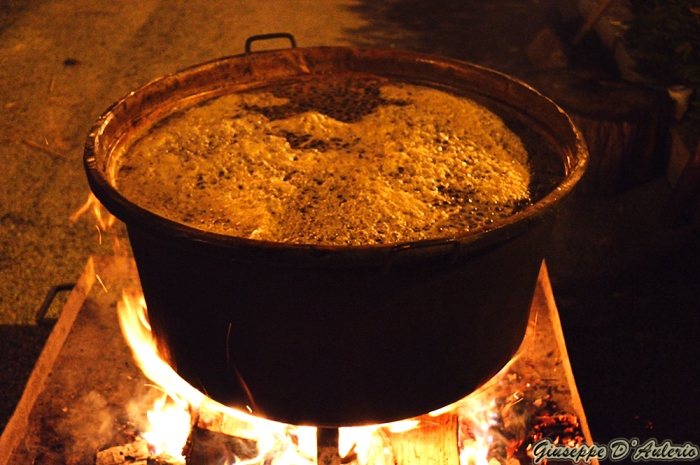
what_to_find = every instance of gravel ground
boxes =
[1,0,699,458]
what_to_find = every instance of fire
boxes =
[70,192,115,232]
[457,397,498,465]
[118,290,318,464]
[118,291,206,408]
[337,419,422,465]
[142,394,192,459]
[117,287,506,465]
[70,193,129,255]
[118,291,201,461]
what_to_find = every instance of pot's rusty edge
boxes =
[84,46,587,269]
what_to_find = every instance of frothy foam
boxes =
[114,77,533,245]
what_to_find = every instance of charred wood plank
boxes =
[183,404,258,465]
[95,437,149,465]
[318,427,341,465]
[386,412,460,465]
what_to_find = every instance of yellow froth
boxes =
[114,79,531,245]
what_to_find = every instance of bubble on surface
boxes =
[114,76,554,245]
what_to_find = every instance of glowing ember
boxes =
[457,397,498,465]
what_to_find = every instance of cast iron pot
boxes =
[84,35,587,427]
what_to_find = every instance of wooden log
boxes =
[527,70,672,196]
[184,427,258,465]
[0,258,97,465]
[183,404,259,465]
[95,438,149,465]
[385,412,460,465]
[193,402,257,440]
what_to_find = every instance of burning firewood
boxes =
[386,412,460,465]
[183,428,258,465]
[95,437,150,465]
[182,404,259,465]
[95,436,181,465]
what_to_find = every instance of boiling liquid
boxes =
[114,77,543,245]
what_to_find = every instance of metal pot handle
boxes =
[36,282,75,325]
[245,33,297,54]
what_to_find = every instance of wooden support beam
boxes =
[318,427,341,465]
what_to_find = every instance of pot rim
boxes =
[84,45,587,268]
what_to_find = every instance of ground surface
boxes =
[1,0,699,460]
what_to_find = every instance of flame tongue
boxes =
[117,290,320,463]
[118,291,200,461]
[142,395,192,459]
[70,193,115,232]
[118,290,205,408]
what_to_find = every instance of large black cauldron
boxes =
[84,39,587,427]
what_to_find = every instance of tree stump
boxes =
[527,70,672,196]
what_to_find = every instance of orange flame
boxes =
[118,291,204,408]
[338,419,419,465]
[117,290,319,464]
[70,193,115,232]
[142,394,192,460]
[118,288,515,465]
[457,396,498,465]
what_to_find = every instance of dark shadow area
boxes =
[549,12,622,78]
[0,283,68,434]
[0,0,37,33]
[342,0,608,78]
[0,324,53,432]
